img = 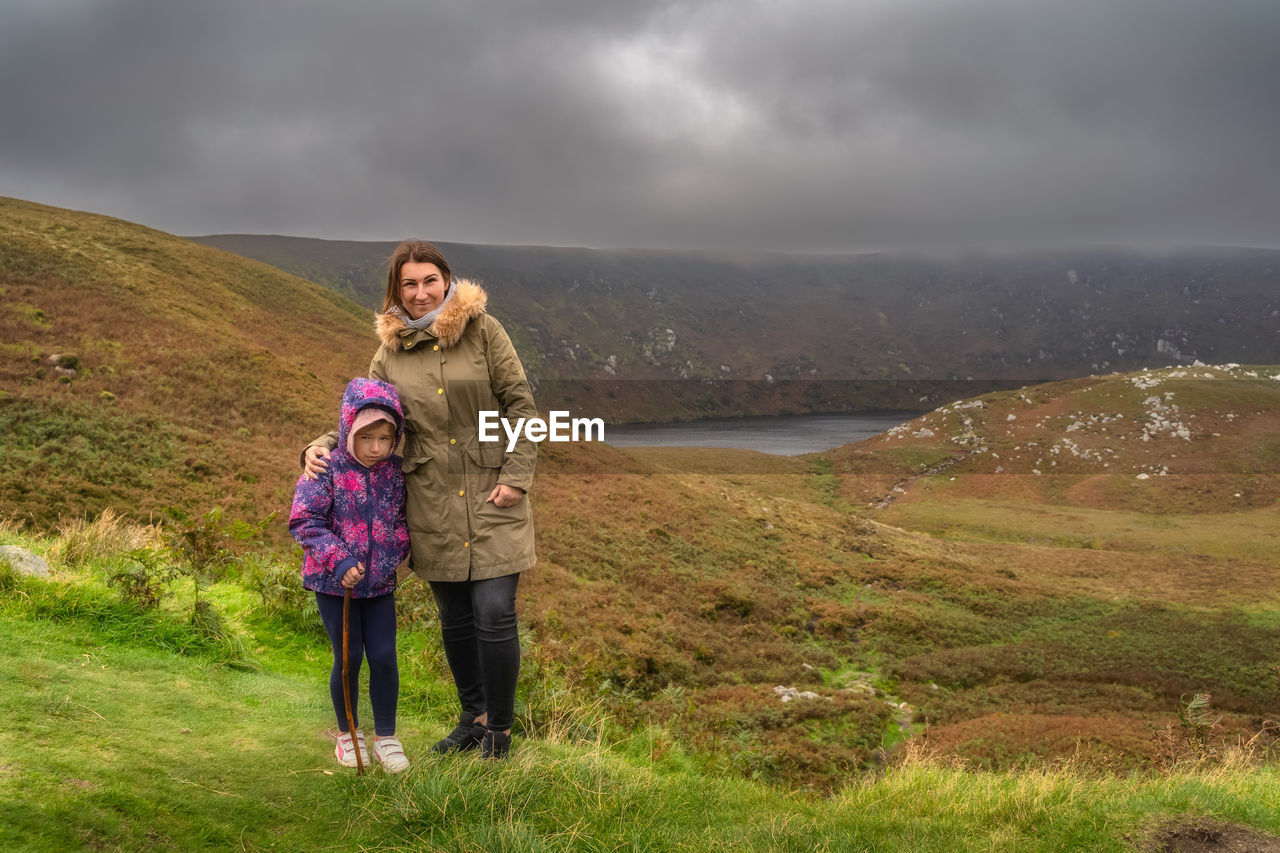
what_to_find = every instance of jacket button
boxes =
[450,438,456,445]
[459,490,465,496]
[464,541,469,548]
[437,388,444,395]
[433,344,439,351]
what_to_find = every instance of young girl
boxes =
[290,377,412,772]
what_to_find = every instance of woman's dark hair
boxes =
[382,240,453,313]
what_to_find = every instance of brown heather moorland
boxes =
[3,197,1279,789]
[825,368,1280,773]
[0,196,372,527]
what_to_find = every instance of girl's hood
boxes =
[337,377,405,451]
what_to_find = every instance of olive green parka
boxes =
[310,279,537,582]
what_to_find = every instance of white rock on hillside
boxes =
[0,546,49,578]
[773,686,821,703]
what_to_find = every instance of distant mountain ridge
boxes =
[193,233,1280,419]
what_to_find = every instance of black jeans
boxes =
[429,573,521,732]
[316,591,399,736]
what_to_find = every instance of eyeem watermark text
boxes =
[478,410,605,452]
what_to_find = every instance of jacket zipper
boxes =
[364,467,374,596]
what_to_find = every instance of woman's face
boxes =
[399,261,448,320]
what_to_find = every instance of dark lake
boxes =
[603,411,921,456]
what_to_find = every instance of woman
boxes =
[304,240,537,759]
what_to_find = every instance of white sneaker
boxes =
[335,730,369,767]
[373,735,410,773]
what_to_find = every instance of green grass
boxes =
[4,597,1279,851]
[1,533,1279,850]
[0,571,252,670]
[0,614,342,851]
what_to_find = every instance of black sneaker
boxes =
[432,713,486,754]
[481,728,511,760]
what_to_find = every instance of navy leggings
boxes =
[430,574,521,732]
[316,592,398,737]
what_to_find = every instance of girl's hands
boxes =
[341,563,365,588]
[486,483,524,508]
[303,446,331,481]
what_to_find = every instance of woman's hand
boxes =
[341,563,366,589]
[486,483,524,508]
[303,446,331,481]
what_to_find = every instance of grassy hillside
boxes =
[194,233,1280,421]
[0,197,372,527]
[2,522,1278,852]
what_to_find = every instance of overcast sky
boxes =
[1,0,1277,252]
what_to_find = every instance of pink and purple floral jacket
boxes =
[289,378,410,598]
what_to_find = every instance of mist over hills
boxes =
[194,233,1280,420]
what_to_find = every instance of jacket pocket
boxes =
[467,442,506,469]
[466,442,514,526]
[402,448,442,474]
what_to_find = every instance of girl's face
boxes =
[399,261,448,320]
[352,421,396,467]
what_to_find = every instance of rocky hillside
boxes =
[194,233,1280,420]
[832,362,1280,513]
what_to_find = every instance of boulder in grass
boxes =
[0,546,50,578]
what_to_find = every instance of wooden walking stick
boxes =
[341,586,364,775]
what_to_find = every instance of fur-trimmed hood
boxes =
[375,278,488,350]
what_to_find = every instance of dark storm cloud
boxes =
[1,0,1277,250]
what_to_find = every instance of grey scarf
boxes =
[392,282,456,331]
